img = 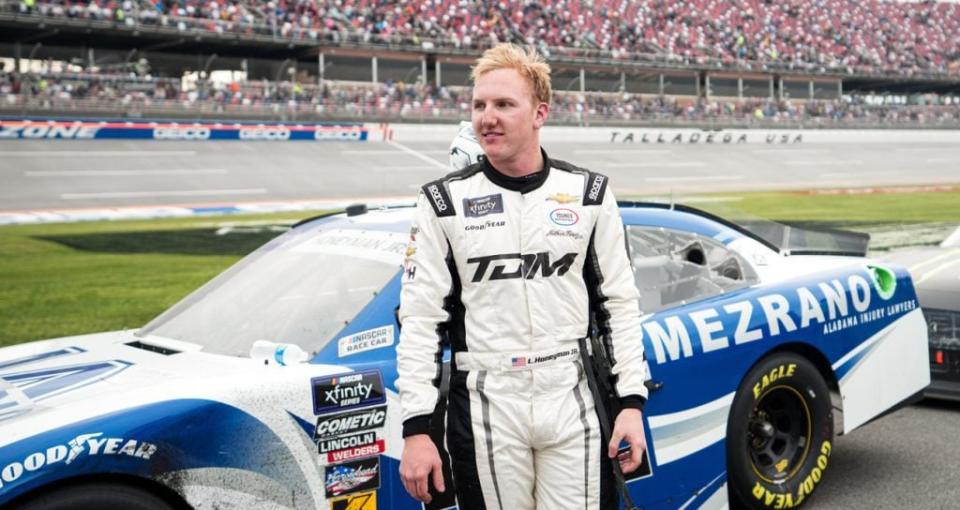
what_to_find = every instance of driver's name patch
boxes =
[338,326,395,357]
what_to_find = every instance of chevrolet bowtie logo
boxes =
[546,193,579,204]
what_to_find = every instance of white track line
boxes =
[3,151,197,157]
[606,162,705,168]
[26,169,228,177]
[372,165,436,172]
[575,149,673,154]
[752,149,830,154]
[340,150,407,155]
[61,189,267,200]
[784,160,864,166]
[646,175,743,182]
[386,141,448,170]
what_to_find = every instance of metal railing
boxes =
[4,96,959,130]
[2,1,958,81]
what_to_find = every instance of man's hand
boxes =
[399,434,445,503]
[608,408,647,473]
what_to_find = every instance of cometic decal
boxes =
[314,406,387,440]
[312,370,386,415]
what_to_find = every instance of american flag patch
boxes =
[511,357,527,368]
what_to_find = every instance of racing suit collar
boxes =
[481,148,551,194]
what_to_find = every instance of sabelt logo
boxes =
[0,432,157,489]
[315,406,387,440]
[588,175,605,202]
[153,127,211,140]
[427,184,447,212]
[239,128,291,140]
[467,252,578,282]
[0,125,99,139]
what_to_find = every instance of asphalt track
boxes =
[2,138,960,211]
[2,137,959,508]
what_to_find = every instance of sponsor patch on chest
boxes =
[463,194,504,218]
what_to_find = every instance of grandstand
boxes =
[1,0,958,126]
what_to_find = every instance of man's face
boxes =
[471,68,549,164]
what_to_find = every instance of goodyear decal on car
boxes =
[0,432,157,490]
[643,265,918,364]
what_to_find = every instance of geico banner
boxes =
[0,120,368,141]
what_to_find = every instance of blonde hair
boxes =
[471,43,552,106]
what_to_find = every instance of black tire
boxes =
[15,482,176,510]
[727,353,834,510]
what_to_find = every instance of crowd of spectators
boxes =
[3,68,959,126]
[5,0,960,78]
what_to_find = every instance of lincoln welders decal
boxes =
[312,370,385,415]
[318,431,377,454]
[325,457,380,498]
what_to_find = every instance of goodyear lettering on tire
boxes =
[751,440,832,509]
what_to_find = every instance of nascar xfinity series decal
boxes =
[325,457,380,498]
[312,370,386,415]
[0,433,157,490]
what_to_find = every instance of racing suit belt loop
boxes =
[455,345,581,372]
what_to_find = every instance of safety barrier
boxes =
[0,118,368,141]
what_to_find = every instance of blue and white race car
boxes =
[0,203,929,510]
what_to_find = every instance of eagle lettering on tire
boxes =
[727,353,834,509]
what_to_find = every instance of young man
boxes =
[396,43,648,509]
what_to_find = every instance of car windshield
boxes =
[138,217,407,357]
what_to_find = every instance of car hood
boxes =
[881,247,960,294]
[0,331,342,445]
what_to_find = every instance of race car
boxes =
[882,227,960,401]
[0,202,929,510]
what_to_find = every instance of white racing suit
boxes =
[397,151,648,510]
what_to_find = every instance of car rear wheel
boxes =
[727,353,834,509]
[16,482,176,510]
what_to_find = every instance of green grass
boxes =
[707,190,960,225]
[0,211,329,347]
[2,189,958,348]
